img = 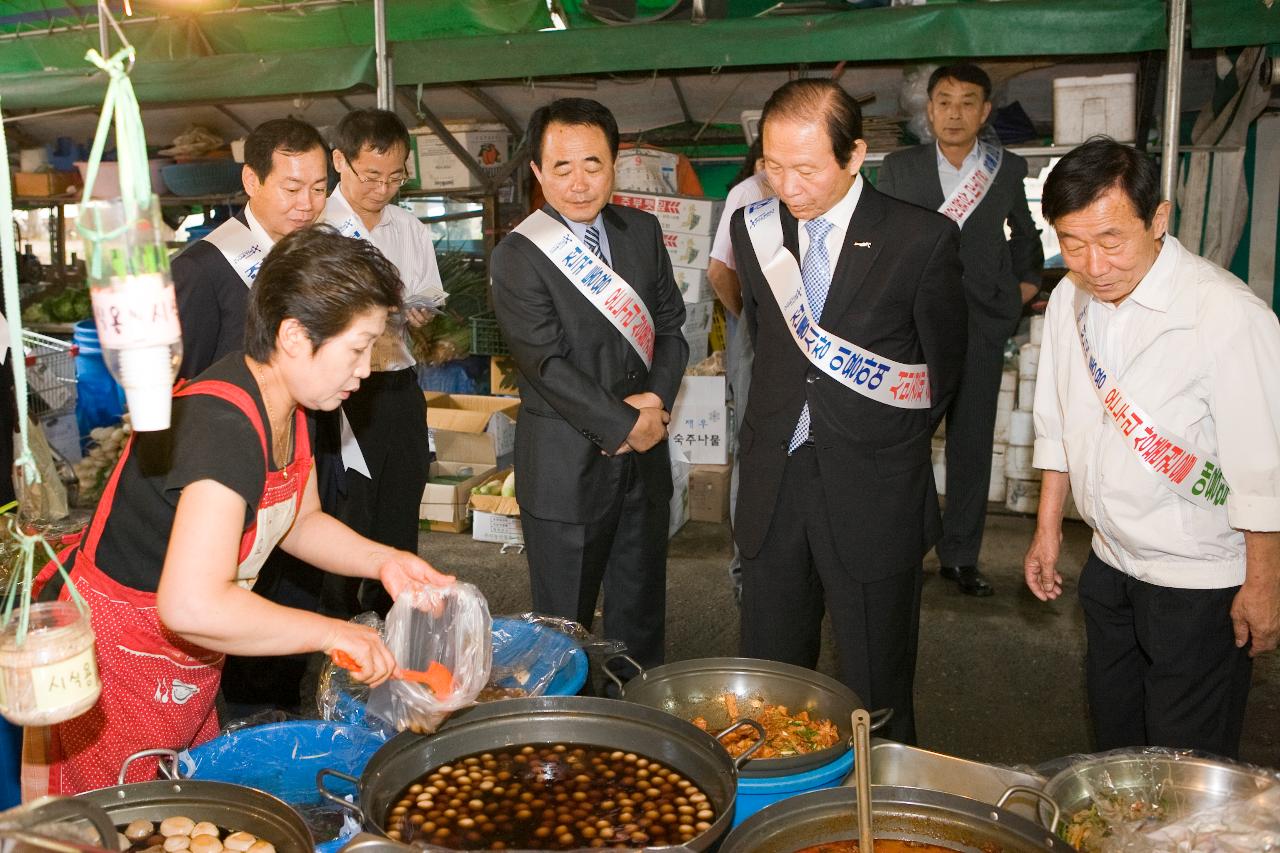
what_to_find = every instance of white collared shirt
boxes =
[1033,236,1280,588]
[797,175,864,268]
[242,204,276,252]
[323,186,445,371]
[563,212,613,267]
[710,173,773,272]
[936,141,981,199]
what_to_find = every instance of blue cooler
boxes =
[733,748,854,826]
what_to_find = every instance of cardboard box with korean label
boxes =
[425,392,519,469]
[669,376,728,465]
[490,356,519,396]
[669,451,691,538]
[473,511,524,546]
[682,299,715,339]
[685,333,710,370]
[663,231,713,271]
[469,468,519,517]
[673,265,710,303]
[411,123,511,192]
[610,192,724,237]
[689,461,732,523]
[420,461,495,533]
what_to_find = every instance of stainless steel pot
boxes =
[719,785,1066,852]
[317,696,762,851]
[607,656,882,777]
[74,751,314,853]
[1040,752,1278,830]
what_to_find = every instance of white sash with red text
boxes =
[514,210,655,369]
[1072,286,1229,512]
[743,197,930,409]
[938,140,1003,228]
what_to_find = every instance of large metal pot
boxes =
[74,752,314,853]
[719,785,1067,852]
[1040,751,1277,830]
[317,696,762,851]
[607,656,876,776]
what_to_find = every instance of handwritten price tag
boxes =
[90,273,182,350]
[32,646,100,712]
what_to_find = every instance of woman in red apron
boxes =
[24,227,450,797]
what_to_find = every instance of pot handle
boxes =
[317,767,367,823]
[846,709,893,749]
[119,748,181,785]
[601,653,647,691]
[997,785,1061,835]
[714,718,767,770]
[3,795,119,849]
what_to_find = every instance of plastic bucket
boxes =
[490,617,588,697]
[732,748,855,827]
[72,319,126,442]
[179,720,387,853]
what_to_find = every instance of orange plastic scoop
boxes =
[331,650,455,698]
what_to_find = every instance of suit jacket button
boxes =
[627,371,639,381]
[806,372,818,384]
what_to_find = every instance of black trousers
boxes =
[521,456,669,672]
[739,446,923,744]
[937,324,1006,566]
[324,368,431,617]
[1079,551,1253,759]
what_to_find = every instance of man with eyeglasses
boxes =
[320,108,446,617]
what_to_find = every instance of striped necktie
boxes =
[788,217,836,453]
[583,225,607,263]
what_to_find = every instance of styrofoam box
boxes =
[670,376,729,465]
[1005,445,1037,480]
[669,452,691,538]
[993,408,1013,444]
[1001,369,1017,393]
[663,231,713,270]
[1017,379,1036,412]
[1053,73,1136,145]
[473,510,523,545]
[611,192,723,237]
[682,299,715,338]
[685,333,710,369]
[673,265,711,303]
[1018,343,1040,379]
[1006,477,1042,514]
[411,123,511,191]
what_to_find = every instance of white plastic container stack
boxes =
[1005,403,1041,513]
[1017,342,1039,413]
[932,434,947,497]
[988,446,1007,502]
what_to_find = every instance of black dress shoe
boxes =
[939,565,995,597]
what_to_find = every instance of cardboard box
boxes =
[425,393,519,468]
[419,461,496,532]
[673,265,711,303]
[685,333,710,369]
[1053,73,1136,144]
[473,510,524,545]
[610,192,724,237]
[662,231,713,271]
[614,149,680,195]
[490,356,519,396]
[14,171,80,197]
[689,461,732,523]
[670,376,729,465]
[669,452,691,538]
[682,299,715,339]
[411,123,512,192]
[468,468,519,517]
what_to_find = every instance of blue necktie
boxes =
[788,217,836,453]
[583,225,607,263]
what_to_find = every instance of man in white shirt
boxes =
[321,108,446,615]
[1024,138,1280,758]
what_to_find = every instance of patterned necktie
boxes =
[583,225,607,263]
[788,217,836,453]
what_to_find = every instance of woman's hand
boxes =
[378,551,454,601]
[323,620,398,687]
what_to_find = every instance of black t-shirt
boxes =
[88,353,307,593]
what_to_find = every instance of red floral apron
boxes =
[22,379,312,798]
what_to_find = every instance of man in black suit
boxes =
[878,64,1044,596]
[731,79,967,743]
[490,99,688,672]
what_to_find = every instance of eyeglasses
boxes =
[348,163,409,189]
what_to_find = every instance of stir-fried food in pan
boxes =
[691,694,841,759]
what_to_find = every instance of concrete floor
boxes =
[417,509,1280,774]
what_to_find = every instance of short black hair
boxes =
[1042,136,1161,227]
[244,225,403,362]
[527,98,620,166]
[927,63,993,101]
[244,118,326,182]
[759,79,863,169]
[334,109,411,166]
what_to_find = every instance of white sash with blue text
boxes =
[743,197,930,409]
[513,210,655,369]
[1072,285,1229,512]
[938,140,1003,229]
[202,217,269,287]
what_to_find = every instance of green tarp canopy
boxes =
[0,0,1276,111]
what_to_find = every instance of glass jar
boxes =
[0,601,99,726]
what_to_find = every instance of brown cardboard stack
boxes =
[689,461,732,523]
[419,393,519,532]
[469,468,523,545]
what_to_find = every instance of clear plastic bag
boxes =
[1039,747,1280,853]
[366,581,492,734]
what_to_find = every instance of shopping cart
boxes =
[21,331,78,419]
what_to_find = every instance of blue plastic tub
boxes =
[733,748,854,827]
[491,617,588,697]
[179,720,387,853]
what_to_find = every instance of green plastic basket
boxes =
[469,312,510,357]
